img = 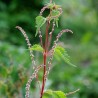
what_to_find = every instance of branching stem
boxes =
[16,1,75,98]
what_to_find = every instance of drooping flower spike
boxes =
[25,65,43,98]
[40,6,49,16]
[46,29,73,77]
[16,26,36,69]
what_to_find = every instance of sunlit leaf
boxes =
[30,44,43,52]
[54,46,76,67]
[54,91,66,98]
[43,90,66,98]
[35,16,46,36]
[51,10,60,17]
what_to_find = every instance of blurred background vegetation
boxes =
[0,0,98,98]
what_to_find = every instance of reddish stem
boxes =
[40,53,46,98]
[45,21,50,51]
[40,21,50,98]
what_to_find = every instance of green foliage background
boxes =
[0,0,98,98]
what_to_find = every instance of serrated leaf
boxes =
[43,90,66,98]
[30,44,43,52]
[54,46,76,67]
[35,16,46,36]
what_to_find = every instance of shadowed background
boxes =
[0,0,98,98]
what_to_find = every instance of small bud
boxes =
[49,32,52,35]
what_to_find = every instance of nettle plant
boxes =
[16,0,79,98]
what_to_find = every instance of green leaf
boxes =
[54,91,66,98]
[35,16,46,36]
[30,44,43,52]
[47,3,61,10]
[43,90,53,98]
[43,90,66,98]
[51,10,60,17]
[47,3,55,9]
[54,46,76,67]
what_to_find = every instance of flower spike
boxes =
[25,65,43,98]
[46,29,73,76]
[40,6,49,16]
[16,26,36,69]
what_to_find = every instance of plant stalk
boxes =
[40,21,50,98]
